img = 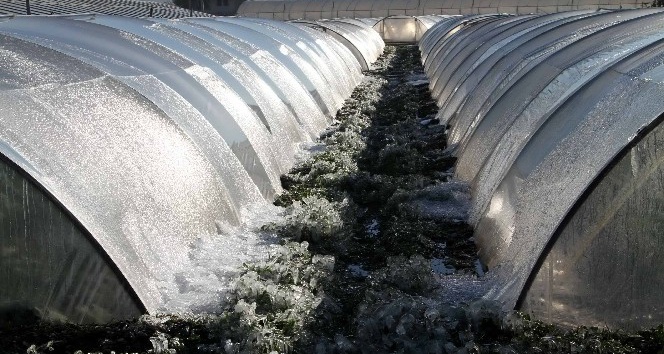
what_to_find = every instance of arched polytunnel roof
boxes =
[334,17,376,27]
[0,0,210,18]
[0,14,375,323]
[238,0,646,20]
[292,19,385,70]
[420,8,664,329]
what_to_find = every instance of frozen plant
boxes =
[148,332,177,354]
[271,196,346,244]
[324,130,366,155]
[229,242,334,353]
[373,255,436,294]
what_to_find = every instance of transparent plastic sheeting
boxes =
[419,9,664,329]
[0,157,143,323]
[373,15,446,43]
[291,19,384,70]
[0,15,375,322]
[238,0,644,20]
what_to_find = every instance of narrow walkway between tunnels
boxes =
[271,45,488,352]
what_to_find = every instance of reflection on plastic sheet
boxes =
[0,158,142,323]
[523,122,664,330]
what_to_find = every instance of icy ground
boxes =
[159,202,282,313]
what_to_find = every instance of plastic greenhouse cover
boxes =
[85,16,305,180]
[269,19,361,98]
[0,28,237,313]
[440,9,656,138]
[0,153,144,323]
[233,16,361,85]
[316,20,383,65]
[427,11,600,126]
[290,21,363,88]
[215,17,355,114]
[293,20,372,70]
[87,17,271,129]
[430,14,549,111]
[521,52,664,328]
[416,15,448,30]
[428,16,535,99]
[200,18,335,116]
[317,21,380,58]
[427,17,506,92]
[353,0,374,12]
[462,12,664,227]
[430,11,596,122]
[478,39,664,319]
[0,37,145,323]
[420,15,496,68]
[108,17,312,189]
[418,16,464,61]
[238,0,645,19]
[354,18,381,26]
[427,15,520,92]
[0,16,286,199]
[447,9,661,160]
[0,14,373,318]
[374,16,420,42]
[327,18,386,55]
[180,18,330,133]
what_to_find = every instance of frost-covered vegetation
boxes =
[3,46,664,354]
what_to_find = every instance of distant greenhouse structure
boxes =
[237,0,648,20]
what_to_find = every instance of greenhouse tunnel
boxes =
[290,19,384,70]
[0,14,383,323]
[419,8,664,329]
[2,3,664,333]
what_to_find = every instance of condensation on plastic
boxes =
[0,156,143,323]
[82,15,304,184]
[522,112,664,330]
[0,15,376,322]
[488,41,664,329]
[0,16,279,200]
[419,9,664,329]
[177,17,330,137]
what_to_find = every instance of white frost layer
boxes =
[434,273,490,305]
[156,202,283,314]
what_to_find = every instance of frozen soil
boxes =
[2,46,663,354]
